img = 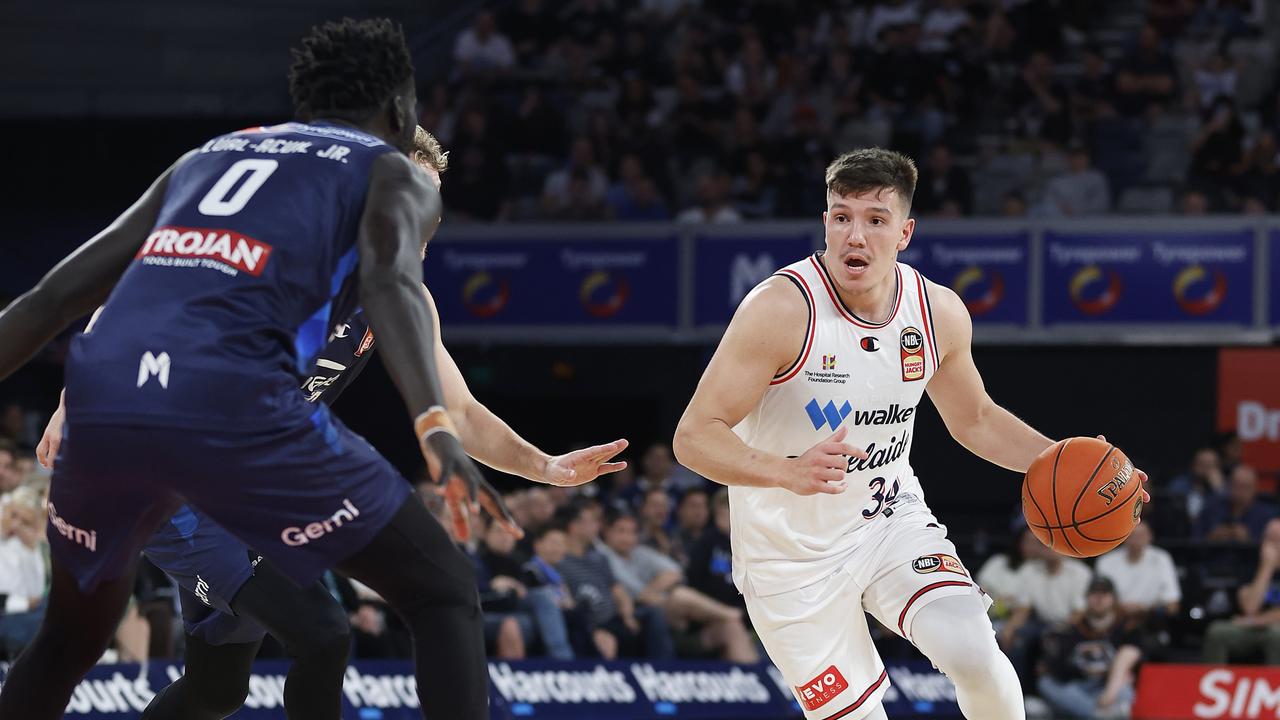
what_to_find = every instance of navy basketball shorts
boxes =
[47,405,411,594]
[143,506,267,645]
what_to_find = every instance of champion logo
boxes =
[137,225,274,277]
[806,399,853,431]
[861,337,880,352]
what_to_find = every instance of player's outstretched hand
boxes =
[422,431,523,542]
[543,439,630,487]
[1096,434,1151,504]
[36,395,67,470]
[782,426,867,496]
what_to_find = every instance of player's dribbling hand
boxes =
[782,426,867,496]
[543,439,630,487]
[36,397,66,471]
[422,431,523,542]
[1096,435,1151,504]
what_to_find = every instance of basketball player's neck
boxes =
[825,254,898,324]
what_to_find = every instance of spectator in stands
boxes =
[1195,464,1277,543]
[918,0,973,54]
[522,488,556,536]
[687,490,739,611]
[676,172,743,224]
[442,108,511,221]
[0,484,46,660]
[1166,446,1225,535]
[1013,51,1072,145]
[671,488,710,568]
[542,138,609,218]
[1002,191,1029,217]
[1041,145,1111,216]
[638,487,675,557]
[1216,430,1244,475]
[1232,130,1280,211]
[914,144,973,216]
[1194,49,1239,109]
[1204,519,1280,663]
[978,526,1037,625]
[606,154,671,221]
[453,11,516,75]
[519,523,582,660]
[1189,98,1246,199]
[1000,534,1092,685]
[730,151,779,219]
[1070,47,1116,123]
[1037,576,1143,720]
[599,511,757,663]
[1095,522,1180,620]
[556,503,674,659]
[1180,188,1211,215]
[636,442,703,496]
[1114,24,1178,116]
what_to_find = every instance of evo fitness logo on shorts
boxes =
[281,498,361,546]
[795,665,848,711]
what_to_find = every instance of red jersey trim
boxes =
[818,669,890,720]
[771,269,816,385]
[809,255,903,329]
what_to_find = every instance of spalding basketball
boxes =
[1022,437,1143,558]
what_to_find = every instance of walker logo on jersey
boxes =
[1173,264,1228,316]
[952,266,1005,317]
[912,554,966,576]
[806,399,853,431]
[1096,456,1134,506]
[1069,265,1124,316]
[462,272,511,319]
[136,351,171,389]
[47,502,96,552]
[137,226,273,277]
[354,328,375,357]
[579,270,631,318]
[193,575,211,606]
[280,499,361,546]
[822,355,837,370]
[861,337,880,352]
[806,400,916,431]
[795,665,848,711]
[900,327,925,382]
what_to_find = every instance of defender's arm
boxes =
[0,155,187,381]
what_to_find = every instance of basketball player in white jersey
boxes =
[673,148,1147,720]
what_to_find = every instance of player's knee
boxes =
[913,599,1004,687]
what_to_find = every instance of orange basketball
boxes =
[1022,437,1144,558]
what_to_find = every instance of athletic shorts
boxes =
[46,405,411,594]
[742,504,989,720]
[142,506,267,645]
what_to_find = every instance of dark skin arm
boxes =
[0,154,187,381]
[356,152,520,539]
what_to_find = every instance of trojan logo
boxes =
[580,270,630,318]
[951,265,1005,316]
[1069,264,1123,316]
[1173,264,1227,316]
[462,271,510,319]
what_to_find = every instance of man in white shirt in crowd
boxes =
[0,484,47,659]
[1041,145,1111,216]
[998,535,1091,688]
[1095,522,1180,619]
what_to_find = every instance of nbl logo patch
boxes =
[912,553,967,576]
[795,665,848,711]
[900,326,925,382]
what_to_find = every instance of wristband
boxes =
[414,406,458,443]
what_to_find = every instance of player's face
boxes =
[822,189,915,295]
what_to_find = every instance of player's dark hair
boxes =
[288,18,415,120]
[825,148,918,212]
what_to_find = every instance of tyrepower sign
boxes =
[1135,664,1280,719]
[1219,349,1280,473]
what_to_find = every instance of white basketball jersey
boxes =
[729,253,942,595]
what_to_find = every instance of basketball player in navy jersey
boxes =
[0,19,544,720]
[35,127,627,719]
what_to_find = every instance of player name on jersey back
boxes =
[728,254,943,594]
[65,122,395,431]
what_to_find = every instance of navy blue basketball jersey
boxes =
[65,122,397,430]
